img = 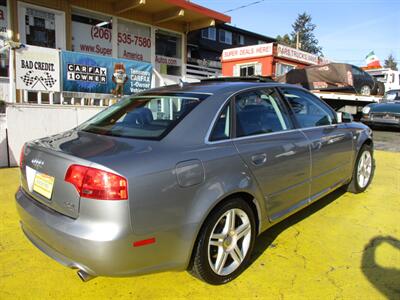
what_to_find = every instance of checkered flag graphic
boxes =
[40,72,57,89]
[20,70,37,87]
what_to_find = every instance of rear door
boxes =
[232,88,311,222]
[280,87,354,199]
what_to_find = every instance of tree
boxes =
[290,12,322,55]
[276,34,293,47]
[276,12,323,55]
[384,54,398,70]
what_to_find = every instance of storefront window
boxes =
[219,29,232,45]
[155,30,182,76]
[201,27,216,40]
[235,63,261,77]
[0,0,8,77]
[117,20,151,62]
[72,11,112,56]
[18,3,65,49]
[25,7,55,48]
[276,63,295,76]
[240,65,255,76]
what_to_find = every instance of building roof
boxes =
[86,0,231,32]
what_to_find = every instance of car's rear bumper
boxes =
[16,188,193,277]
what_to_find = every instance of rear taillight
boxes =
[19,144,26,169]
[65,164,128,200]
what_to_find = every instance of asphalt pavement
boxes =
[372,129,400,152]
[1,150,399,299]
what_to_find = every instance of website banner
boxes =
[62,51,152,95]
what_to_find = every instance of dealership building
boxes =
[221,42,330,78]
[0,0,230,104]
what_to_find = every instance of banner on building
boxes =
[61,51,152,95]
[276,44,319,65]
[222,43,274,62]
[16,45,61,92]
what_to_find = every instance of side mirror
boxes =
[337,112,353,123]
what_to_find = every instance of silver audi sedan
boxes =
[16,78,374,285]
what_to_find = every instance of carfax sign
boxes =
[61,51,152,96]
[16,45,61,92]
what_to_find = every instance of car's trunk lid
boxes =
[21,143,83,218]
[20,130,157,218]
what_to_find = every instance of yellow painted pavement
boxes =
[0,151,399,299]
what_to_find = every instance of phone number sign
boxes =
[72,20,151,62]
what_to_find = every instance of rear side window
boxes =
[79,94,206,140]
[282,88,336,128]
[235,89,291,138]
[210,104,231,141]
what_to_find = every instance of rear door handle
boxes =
[251,153,267,166]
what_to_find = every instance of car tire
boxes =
[376,82,385,96]
[360,85,372,96]
[346,144,375,193]
[189,198,256,285]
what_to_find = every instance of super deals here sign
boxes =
[222,43,274,62]
[16,46,61,92]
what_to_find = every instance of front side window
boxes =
[201,27,216,41]
[219,29,232,44]
[282,88,335,128]
[235,89,291,137]
[352,66,364,76]
[79,93,207,139]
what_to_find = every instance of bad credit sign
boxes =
[16,45,61,92]
[222,43,273,62]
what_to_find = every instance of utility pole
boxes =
[296,32,300,49]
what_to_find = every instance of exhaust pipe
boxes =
[77,270,96,282]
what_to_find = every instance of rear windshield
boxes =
[78,93,208,140]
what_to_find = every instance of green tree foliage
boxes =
[384,54,398,70]
[276,34,293,47]
[276,12,323,55]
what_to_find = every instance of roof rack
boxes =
[200,76,275,83]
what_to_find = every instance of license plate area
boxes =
[33,172,55,199]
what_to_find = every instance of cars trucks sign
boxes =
[16,46,61,92]
[277,44,319,65]
[222,43,273,62]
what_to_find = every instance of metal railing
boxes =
[186,63,221,79]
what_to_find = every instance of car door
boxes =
[232,88,311,222]
[280,87,354,200]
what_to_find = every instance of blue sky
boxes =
[194,0,399,67]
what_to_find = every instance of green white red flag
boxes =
[365,51,381,68]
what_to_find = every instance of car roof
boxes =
[141,80,297,96]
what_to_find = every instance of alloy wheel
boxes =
[357,150,372,188]
[207,208,252,276]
